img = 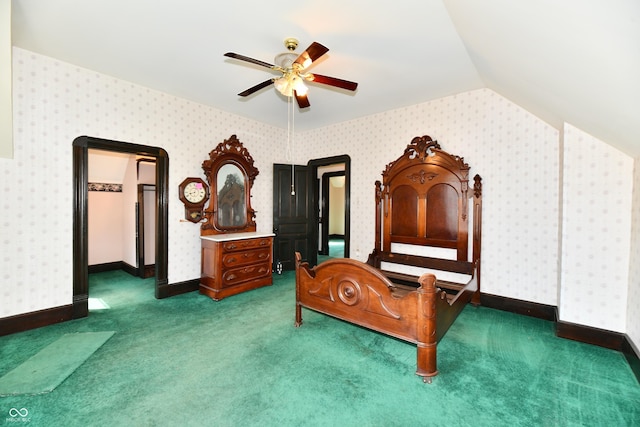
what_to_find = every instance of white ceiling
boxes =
[11,0,640,156]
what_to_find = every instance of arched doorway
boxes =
[72,136,169,319]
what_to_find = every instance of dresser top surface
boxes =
[200,231,275,242]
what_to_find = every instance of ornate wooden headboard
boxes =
[368,135,482,285]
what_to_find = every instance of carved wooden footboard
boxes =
[295,252,478,382]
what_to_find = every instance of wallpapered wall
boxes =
[298,90,562,307]
[561,124,633,331]
[296,91,636,334]
[2,48,638,346]
[628,157,640,349]
[1,48,286,317]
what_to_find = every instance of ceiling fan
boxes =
[224,38,358,109]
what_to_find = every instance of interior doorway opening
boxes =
[137,182,156,278]
[309,155,350,265]
[318,169,346,259]
[72,136,169,320]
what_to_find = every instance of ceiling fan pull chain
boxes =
[290,96,296,196]
[285,96,292,162]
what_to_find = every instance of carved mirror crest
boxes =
[201,135,259,235]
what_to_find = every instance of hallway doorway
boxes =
[72,136,169,319]
[309,155,351,266]
[319,169,346,258]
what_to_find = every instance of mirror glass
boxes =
[216,163,246,228]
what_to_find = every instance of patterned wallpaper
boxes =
[298,89,561,306]
[2,48,638,345]
[298,92,636,335]
[1,48,286,317]
[628,158,640,347]
[561,124,633,332]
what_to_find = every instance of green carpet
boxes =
[0,331,114,396]
[0,270,638,426]
[318,238,344,263]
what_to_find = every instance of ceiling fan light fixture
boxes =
[274,75,308,97]
[293,78,308,96]
[273,77,290,96]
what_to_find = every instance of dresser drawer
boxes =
[221,248,271,268]
[222,238,271,252]
[222,262,271,287]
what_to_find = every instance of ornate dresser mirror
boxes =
[216,163,246,228]
[201,134,258,235]
[199,135,273,301]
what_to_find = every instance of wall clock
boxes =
[178,177,210,223]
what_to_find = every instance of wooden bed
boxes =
[295,135,482,382]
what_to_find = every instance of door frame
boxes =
[72,135,169,319]
[308,155,351,262]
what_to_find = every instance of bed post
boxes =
[367,181,384,267]
[471,174,482,306]
[374,180,382,252]
[416,273,438,383]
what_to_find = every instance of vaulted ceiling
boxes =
[11,0,640,156]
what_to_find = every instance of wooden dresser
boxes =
[200,232,274,301]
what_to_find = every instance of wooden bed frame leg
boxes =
[294,302,303,327]
[416,343,438,383]
[416,273,438,383]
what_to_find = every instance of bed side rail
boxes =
[380,252,474,275]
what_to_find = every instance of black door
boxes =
[272,163,315,270]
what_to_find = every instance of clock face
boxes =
[183,181,207,203]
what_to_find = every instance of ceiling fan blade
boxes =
[307,73,358,91]
[294,91,310,109]
[238,79,274,97]
[224,52,275,69]
[294,42,329,69]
